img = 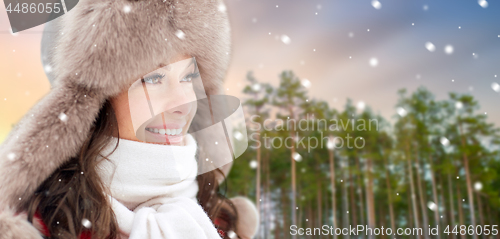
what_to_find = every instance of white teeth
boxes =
[146,127,183,135]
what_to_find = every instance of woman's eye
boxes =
[142,73,165,84]
[181,72,200,82]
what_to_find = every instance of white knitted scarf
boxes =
[96,134,222,239]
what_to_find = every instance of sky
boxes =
[1,0,500,143]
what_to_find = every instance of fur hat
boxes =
[0,0,246,237]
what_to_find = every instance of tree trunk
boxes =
[265,151,271,239]
[405,142,421,239]
[407,190,413,229]
[349,162,358,228]
[428,156,441,239]
[447,171,457,239]
[382,156,396,236]
[328,147,338,239]
[456,182,466,239]
[342,157,350,239]
[475,192,485,239]
[317,179,322,231]
[414,152,430,239]
[364,158,376,239]
[282,189,290,239]
[256,131,262,239]
[355,156,366,239]
[458,123,477,239]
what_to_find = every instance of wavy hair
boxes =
[22,100,239,239]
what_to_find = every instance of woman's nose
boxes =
[161,84,195,117]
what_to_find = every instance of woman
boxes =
[0,0,257,238]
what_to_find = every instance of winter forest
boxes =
[225,70,500,239]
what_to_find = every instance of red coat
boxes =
[34,211,227,238]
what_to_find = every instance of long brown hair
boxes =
[22,100,238,239]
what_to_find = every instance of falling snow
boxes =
[492,82,500,92]
[474,182,483,191]
[425,42,436,52]
[301,79,311,88]
[444,45,454,55]
[292,152,302,162]
[427,201,437,211]
[175,30,185,40]
[371,0,382,10]
[227,230,237,239]
[357,101,366,110]
[478,0,488,8]
[7,153,16,161]
[250,160,258,169]
[397,107,407,117]
[123,5,131,13]
[234,131,244,141]
[58,113,68,122]
[82,218,92,228]
[218,3,227,12]
[281,35,291,45]
[44,65,52,73]
[440,137,450,146]
[369,57,378,67]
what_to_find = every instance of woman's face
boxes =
[111,54,199,146]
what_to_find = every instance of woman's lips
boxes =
[145,127,182,136]
[143,122,186,144]
[145,129,184,144]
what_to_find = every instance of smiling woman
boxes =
[112,56,200,146]
[0,0,258,238]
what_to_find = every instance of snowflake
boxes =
[82,218,92,228]
[425,42,436,52]
[444,45,454,55]
[301,79,311,88]
[175,30,185,40]
[427,201,437,211]
[357,101,365,110]
[397,107,407,117]
[218,3,226,12]
[292,152,302,162]
[7,153,16,161]
[249,160,258,169]
[371,0,382,9]
[58,113,68,122]
[281,35,291,45]
[440,137,450,146]
[491,82,499,92]
[123,5,131,13]
[478,0,488,8]
[44,65,52,73]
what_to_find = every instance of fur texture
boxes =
[0,0,233,236]
[0,208,43,239]
[230,197,259,239]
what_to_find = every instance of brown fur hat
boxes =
[0,0,233,237]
